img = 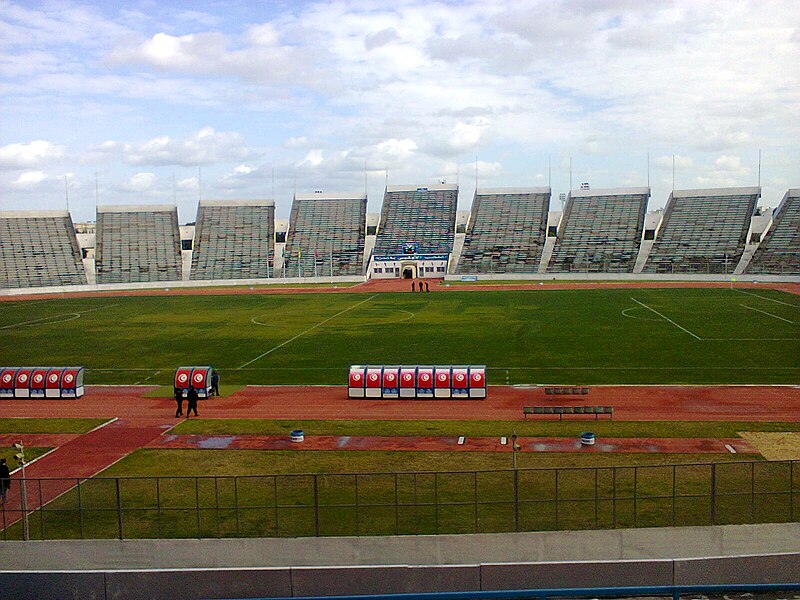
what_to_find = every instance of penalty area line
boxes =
[739,303,794,324]
[629,297,702,340]
[734,289,800,308]
[237,295,378,369]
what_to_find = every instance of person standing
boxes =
[0,458,10,504]
[411,280,415,292]
[186,386,199,418]
[425,281,430,292]
[174,387,184,418]
[210,371,220,397]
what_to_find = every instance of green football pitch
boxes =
[0,287,797,385]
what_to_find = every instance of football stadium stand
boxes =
[283,193,367,277]
[0,210,87,288]
[190,200,275,280]
[373,185,457,257]
[547,188,649,273]
[746,189,800,274]
[644,187,759,274]
[456,188,551,274]
[95,205,182,284]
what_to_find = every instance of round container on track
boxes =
[290,429,305,443]
[580,432,596,446]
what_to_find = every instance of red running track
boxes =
[148,433,756,454]
[1,384,800,421]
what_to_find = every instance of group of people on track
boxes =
[411,280,430,292]
[174,370,219,418]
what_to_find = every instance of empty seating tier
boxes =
[373,185,457,257]
[190,200,275,280]
[547,188,649,273]
[283,193,367,277]
[456,188,551,274]
[644,187,759,274]
[95,205,182,284]
[0,211,87,288]
[746,189,800,275]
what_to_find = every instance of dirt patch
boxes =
[739,431,800,460]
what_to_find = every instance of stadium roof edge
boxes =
[0,209,71,219]
[294,193,366,200]
[570,186,650,198]
[671,186,761,198]
[97,204,177,213]
[478,187,551,195]
[387,184,458,192]
[199,199,275,207]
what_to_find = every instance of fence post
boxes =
[115,478,123,540]
[195,477,201,538]
[313,474,320,537]
[155,478,161,539]
[38,479,45,539]
[473,471,478,534]
[554,469,559,530]
[791,461,795,522]
[234,477,240,537]
[751,462,756,522]
[672,465,677,527]
[633,467,638,527]
[214,477,220,538]
[513,468,519,532]
[77,479,84,540]
[710,463,717,525]
[612,467,617,528]
[434,472,439,534]
[395,473,400,535]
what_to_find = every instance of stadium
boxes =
[1,180,799,599]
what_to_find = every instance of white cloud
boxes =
[124,172,157,191]
[12,170,48,186]
[0,140,65,169]
[300,149,324,166]
[284,136,308,148]
[714,155,744,172]
[92,127,249,166]
[373,138,418,163]
[656,155,693,169]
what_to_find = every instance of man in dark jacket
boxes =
[0,458,10,504]
[186,386,199,418]
[210,371,220,397]
[174,387,184,417]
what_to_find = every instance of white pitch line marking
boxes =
[237,295,377,369]
[630,297,702,340]
[734,289,800,307]
[0,303,120,330]
[739,303,794,324]
[134,370,162,385]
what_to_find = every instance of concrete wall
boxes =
[444,272,800,283]
[2,555,799,600]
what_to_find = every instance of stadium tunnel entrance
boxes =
[401,263,418,279]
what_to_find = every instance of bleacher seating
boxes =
[283,193,367,277]
[95,205,182,284]
[456,188,550,274]
[746,189,800,274]
[644,187,759,274]
[0,210,87,288]
[547,188,649,273]
[190,200,275,280]
[373,185,457,256]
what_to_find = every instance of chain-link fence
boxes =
[2,460,797,540]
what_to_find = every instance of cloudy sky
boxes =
[1,0,798,223]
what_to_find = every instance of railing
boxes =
[2,459,797,540]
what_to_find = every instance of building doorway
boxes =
[401,263,418,279]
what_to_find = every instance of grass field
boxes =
[1,287,797,385]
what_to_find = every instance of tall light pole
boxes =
[13,442,29,541]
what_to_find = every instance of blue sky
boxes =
[1,0,798,223]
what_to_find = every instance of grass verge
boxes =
[0,418,108,434]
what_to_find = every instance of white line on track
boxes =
[734,289,800,307]
[134,370,162,385]
[630,297,702,340]
[739,303,794,324]
[237,295,377,369]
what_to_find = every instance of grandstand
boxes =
[456,188,550,274]
[190,200,275,280]
[746,189,800,274]
[547,188,649,273]
[283,193,367,277]
[95,205,182,284]
[371,184,457,278]
[644,187,759,274]
[0,210,87,288]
